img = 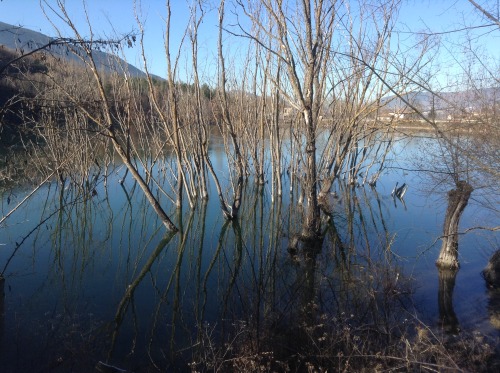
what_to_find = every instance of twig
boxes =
[425,225,500,250]
[0,170,56,226]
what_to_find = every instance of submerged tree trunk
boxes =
[436,180,473,269]
[483,250,500,288]
[303,107,321,239]
[216,0,244,220]
[110,137,179,232]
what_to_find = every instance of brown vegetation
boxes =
[0,1,499,370]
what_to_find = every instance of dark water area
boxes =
[0,136,498,372]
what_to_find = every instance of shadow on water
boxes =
[0,275,4,347]
[437,268,460,334]
[181,184,419,372]
[109,229,177,360]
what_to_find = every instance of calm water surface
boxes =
[0,135,498,371]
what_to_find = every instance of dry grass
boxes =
[189,314,499,372]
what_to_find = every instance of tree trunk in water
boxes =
[111,137,179,232]
[436,180,473,269]
[482,249,500,288]
[217,0,244,220]
[302,107,321,240]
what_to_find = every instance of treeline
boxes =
[0,47,43,144]
[0,48,218,144]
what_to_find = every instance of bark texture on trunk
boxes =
[302,107,321,240]
[436,180,473,269]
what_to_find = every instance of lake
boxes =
[0,134,498,372]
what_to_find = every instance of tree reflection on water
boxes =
[0,163,498,372]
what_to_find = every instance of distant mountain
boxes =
[381,88,500,114]
[0,21,146,78]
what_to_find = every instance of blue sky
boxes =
[1,0,222,80]
[1,0,498,88]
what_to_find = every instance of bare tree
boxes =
[234,0,337,239]
[187,0,210,201]
[213,0,245,219]
[408,1,500,267]
[37,0,179,232]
